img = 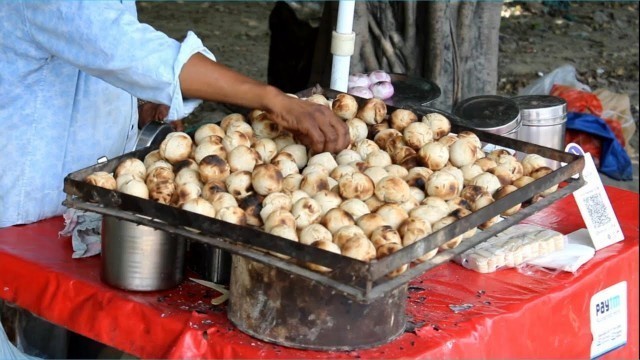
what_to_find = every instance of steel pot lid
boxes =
[453,95,521,135]
[512,95,567,126]
[135,121,174,150]
[384,73,441,108]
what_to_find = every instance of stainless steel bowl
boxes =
[101,216,186,291]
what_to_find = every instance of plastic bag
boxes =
[518,64,591,96]
[594,88,637,156]
[1,321,40,360]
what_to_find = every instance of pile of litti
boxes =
[84,93,556,278]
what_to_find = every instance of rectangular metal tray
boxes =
[63,87,585,303]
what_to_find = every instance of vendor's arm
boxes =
[179,54,349,153]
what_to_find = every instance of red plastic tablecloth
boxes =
[1,186,638,359]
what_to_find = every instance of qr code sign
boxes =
[583,192,612,229]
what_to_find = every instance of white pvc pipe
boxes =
[330,0,356,92]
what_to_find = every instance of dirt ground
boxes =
[137,1,639,191]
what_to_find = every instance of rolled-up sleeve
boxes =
[20,1,214,120]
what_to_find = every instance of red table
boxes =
[1,186,638,359]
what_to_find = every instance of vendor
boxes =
[0,1,349,228]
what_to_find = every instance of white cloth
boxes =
[59,209,103,258]
[0,1,215,227]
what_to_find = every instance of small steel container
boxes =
[101,216,186,291]
[453,95,522,138]
[512,95,567,150]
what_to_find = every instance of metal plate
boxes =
[384,73,441,108]
[453,95,521,135]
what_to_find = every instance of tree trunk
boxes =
[309,1,503,111]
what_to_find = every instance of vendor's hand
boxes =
[265,94,349,154]
[138,102,169,129]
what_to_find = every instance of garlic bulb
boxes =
[291,197,322,229]
[375,176,411,203]
[332,93,358,120]
[225,171,253,200]
[418,142,449,170]
[339,198,371,221]
[422,113,451,140]
[299,224,333,246]
[159,132,193,164]
[356,98,387,125]
[403,122,434,150]
[194,123,225,145]
[389,109,418,132]
[115,157,146,180]
[182,198,216,218]
[85,171,117,190]
[199,155,231,184]
[227,145,260,173]
[251,164,283,196]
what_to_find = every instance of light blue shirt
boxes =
[0,1,215,227]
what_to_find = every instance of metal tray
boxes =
[63,87,585,303]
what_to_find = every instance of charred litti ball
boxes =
[433,216,463,250]
[389,109,418,132]
[146,164,175,186]
[347,117,369,144]
[307,152,339,174]
[471,194,501,230]
[369,225,402,249]
[143,150,164,169]
[460,185,490,204]
[199,155,231,184]
[281,144,308,169]
[340,235,376,262]
[339,198,371,220]
[460,164,484,186]
[252,138,278,164]
[290,189,311,205]
[441,165,464,194]
[365,195,385,212]
[282,173,303,194]
[494,184,521,216]
[375,176,411,203]
[385,164,409,179]
[238,192,264,227]
[486,149,513,164]
[201,180,227,201]
[425,171,460,200]
[291,197,322,229]
[194,123,225,145]
[115,157,146,180]
[305,94,329,107]
[471,172,502,195]
[333,225,367,248]
[194,137,227,164]
[171,182,202,208]
[513,175,535,189]
[487,165,514,186]
[208,192,239,213]
[300,171,330,196]
[390,146,416,165]
[401,226,437,263]
[268,225,299,258]
[273,132,296,152]
[368,121,390,139]
[216,206,247,226]
[85,171,117,190]
[305,240,342,273]
[373,128,402,149]
[457,131,482,149]
[402,122,434,150]
[263,209,296,233]
[365,150,393,168]
[272,158,299,178]
[348,160,369,173]
[182,198,216,218]
[227,146,260,173]
[422,113,451,140]
[226,120,254,139]
[363,166,389,185]
[299,223,333,246]
[251,164,283,195]
[331,164,358,181]
[338,172,374,201]
[335,149,362,166]
[376,243,408,278]
[332,93,359,120]
[219,113,246,133]
[356,213,386,238]
[475,157,498,172]
[222,131,252,153]
[251,113,281,139]
[118,178,149,199]
[522,154,549,176]
[376,203,409,230]
[447,196,471,212]
[409,203,448,226]
[260,192,292,222]
[404,167,434,189]
[530,166,558,196]
[384,135,407,155]
[159,132,193,164]
[438,135,458,147]
[321,208,356,234]
[148,180,175,205]
[225,171,253,200]
[357,98,387,125]
[449,138,478,168]
[354,139,380,160]
[418,142,449,170]
[409,186,426,203]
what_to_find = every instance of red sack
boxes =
[604,118,626,148]
[565,129,601,167]
[551,84,603,117]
